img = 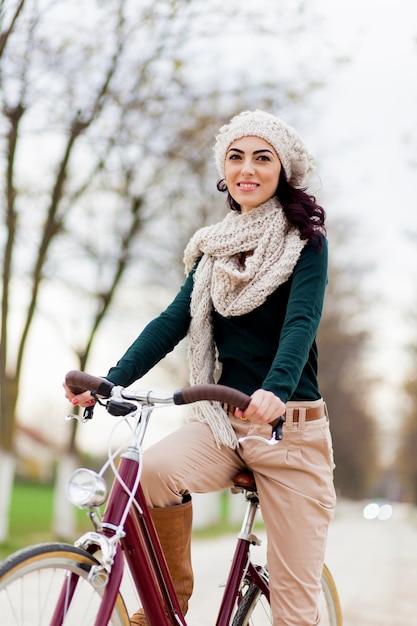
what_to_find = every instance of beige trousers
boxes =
[141,400,336,626]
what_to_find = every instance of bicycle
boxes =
[0,370,342,626]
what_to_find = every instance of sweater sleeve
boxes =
[261,238,328,401]
[106,270,195,387]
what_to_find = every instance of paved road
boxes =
[34,500,417,625]
[186,500,417,626]
[323,501,417,626]
[3,499,416,624]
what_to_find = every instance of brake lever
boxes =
[65,408,94,424]
[272,416,285,441]
[65,396,99,423]
[83,405,95,420]
[238,416,285,446]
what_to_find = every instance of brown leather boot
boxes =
[130,609,147,626]
[130,497,194,625]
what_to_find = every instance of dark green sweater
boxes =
[107,239,328,402]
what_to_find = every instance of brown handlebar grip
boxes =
[173,384,250,410]
[65,370,114,398]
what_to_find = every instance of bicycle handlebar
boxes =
[65,370,286,442]
[65,370,251,410]
[173,384,250,410]
[66,370,115,398]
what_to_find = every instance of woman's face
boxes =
[224,136,282,212]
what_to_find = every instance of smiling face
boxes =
[224,136,282,213]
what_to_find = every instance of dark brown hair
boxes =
[217,170,326,247]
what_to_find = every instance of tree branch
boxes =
[0,0,26,59]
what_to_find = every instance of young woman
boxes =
[64,109,336,626]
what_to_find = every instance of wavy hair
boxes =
[217,170,326,248]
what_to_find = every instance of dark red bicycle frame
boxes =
[53,447,269,626]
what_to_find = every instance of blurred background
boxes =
[1,0,417,622]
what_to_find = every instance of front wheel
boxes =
[0,542,130,626]
[232,564,342,626]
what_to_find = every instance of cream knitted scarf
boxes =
[183,198,307,448]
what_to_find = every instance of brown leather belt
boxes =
[286,405,325,422]
[224,403,325,422]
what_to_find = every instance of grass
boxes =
[0,482,91,560]
[10,482,52,531]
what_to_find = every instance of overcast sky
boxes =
[309,0,417,435]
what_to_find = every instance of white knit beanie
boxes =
[214,109,315,187]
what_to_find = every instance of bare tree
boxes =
[394,302,417,503]
[0,1,26,58]
[317,221,379,498]
[0,0,201,541]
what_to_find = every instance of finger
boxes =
[244,394,266,419]
[70,391,95,407]
[77,391,95,407]
[63,382,75,402]
[244,391,281,423]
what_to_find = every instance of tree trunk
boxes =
[0,450,16,542]
[52,453,78,540]
[0,377,19,542]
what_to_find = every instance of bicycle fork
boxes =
[215,494,269,626]
[50,546,125,626]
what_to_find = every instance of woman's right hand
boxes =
[63,381,96,408]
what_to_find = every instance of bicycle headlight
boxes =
[66,468,108,508]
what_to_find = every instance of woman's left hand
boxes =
[234,389,286,424]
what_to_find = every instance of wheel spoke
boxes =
[232,565,342,626]
[0,543,129,626]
